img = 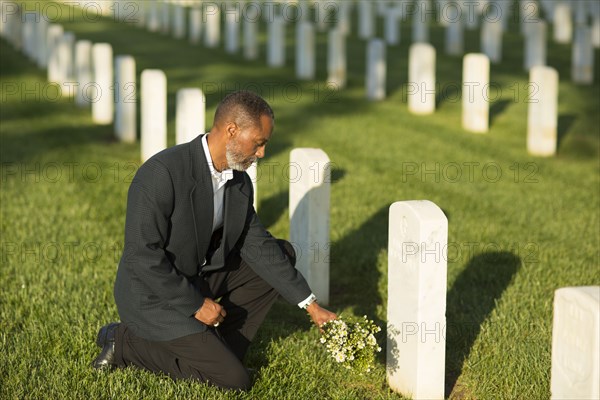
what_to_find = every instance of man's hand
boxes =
[194,298,227,327]
[306,302,337,330]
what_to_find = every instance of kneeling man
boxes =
[92,91,336,390]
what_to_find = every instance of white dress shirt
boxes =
[201,134,315,309]
[201,134,233,233]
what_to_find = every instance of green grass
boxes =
[1,1,599,399]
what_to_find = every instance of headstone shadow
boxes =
[445,251,522,397]
[489,99,511,127]
[557,114,576,149]
[330,205,389,323]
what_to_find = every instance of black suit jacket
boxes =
[114,135,311,341]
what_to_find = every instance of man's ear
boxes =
[226,122,238,138]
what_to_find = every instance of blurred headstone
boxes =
[572,26,594,84]
[172,3,185,39]
[481,19,502,63]
[243,5,259,60]
[74,40,92,108]
[176,88,205,145]
[358,0,374,39]
[462,53,490,133]
[225,7,240,54]
[141,69,167,162]
[189,7,202,44]
[205,2,221,48]
[267,16,285,67]
[445,18,464,56]
[553,2,572,44]
[296,22,315,80]
[327,27,346,88]
[366,39,386,101]
[92,43,114,124]
[527,66,558,156]
[408,43,436,115]
[115,55,137,143]
[524,21,547,71]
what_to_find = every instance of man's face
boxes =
[226,114,273,171]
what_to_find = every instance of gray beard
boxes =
[226,143,255,171]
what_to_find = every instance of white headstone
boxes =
[115,55,137,143]
[147,0,160,32]
[551,286,600,400]
[289,148,331,306]
[267,16,285,67]
[573,0,589,25]
[572,26,594,84]
[225,7,240,54]
[366,39,386,101]
[205,2,221,48]
[412,1,429,43]
[408,43,436,115]
[47,24,64,83]
[56,31,76,96]
[386,200,447,400]
[160,1,170,34]
[385,12,400,46]
[35,16,49,68]
[22,12,37,61]
[315,0,328,32]
[327,27,346,88]
[141,69,167,162]
[481,19,502,63]
[243,7,259,60]
[553,2,572,44]
[172,3,185,39]
[296,22,315,80]
[462,53,490,133]
[524,21,547,71]
[520,0,540,35]
[176,88,205,145]
[74,40,92,108]
[445,18,464,56]
[358,0,374,39]
[462,0,479,29]
[92,43,114,125]
[527,66,558,157]
[592,16,600,48]
[189,7,202,44]
[337,1,351,36]
[136,0,147,28]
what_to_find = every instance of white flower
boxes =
[320,337,326,343]
[335,352,346,363]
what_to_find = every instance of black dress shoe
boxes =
[92,322,120,370]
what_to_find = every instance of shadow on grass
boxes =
[557,114,576,150]
[445,251,522,398]
[489,99,511,127]
[330,205,388,320]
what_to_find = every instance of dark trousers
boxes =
[113,239,295,390]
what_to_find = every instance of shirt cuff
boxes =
[298,293,317,309]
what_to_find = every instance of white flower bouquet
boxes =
[319,315,382,373]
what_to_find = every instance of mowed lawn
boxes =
[1,2,599,399]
